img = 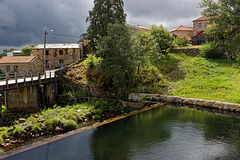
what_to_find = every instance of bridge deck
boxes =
[0,70,58,91]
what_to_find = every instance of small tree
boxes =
[173,36,190,47]
[149,25,173,55]
[97,23,134,98]
[132,31,151,74]
[20,46,32,56]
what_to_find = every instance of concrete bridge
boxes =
[0,69,60,113]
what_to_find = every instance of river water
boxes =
[2,104,240,160]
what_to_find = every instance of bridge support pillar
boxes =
[5,82,57,112]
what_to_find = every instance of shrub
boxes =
[65,110,80,122]
[0,136,3,144]
[43,117,60,131]
[32,124,41,133]
[63,120,78,132]
[92,115,101,121]
[173,36,190,47]
[92,109,103,115]
[200,41,221,59]
[84,54,101,69]
[97,74,112,90]
[12,126,24,137]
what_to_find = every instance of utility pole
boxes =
[43,31,47,73]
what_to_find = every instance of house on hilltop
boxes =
[0,56,43,74]
[128,24,150,34]
[192,16,210,45]
[170,25,193,41]
[32,43,83,70]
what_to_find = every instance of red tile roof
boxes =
[171,25,193,32]
[193,16,208,22]
[136,25,150,32]
[174,33,192,40]
[0,56,38,64]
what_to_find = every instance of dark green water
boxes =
[2,104,240,160]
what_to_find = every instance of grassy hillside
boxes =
[67,53,240,104]
[135,53,240,104]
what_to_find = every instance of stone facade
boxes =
[192,31,207,45]
[0,56,43,74]
[57,68,106,97]
[32,43,83,70]
[129,93,240,112]
[193,16,209,36]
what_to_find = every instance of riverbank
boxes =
[129,53,240,104]
[0,100,140,153]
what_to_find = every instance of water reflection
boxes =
[2,104,240,160]
[91,105,240,160]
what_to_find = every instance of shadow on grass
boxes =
[150,53,186,81]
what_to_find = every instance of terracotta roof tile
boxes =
[171,25,193,32]
[193,16,208,22]
[136,25,150,32]
[174,33,192,40]
[0,56,38,64]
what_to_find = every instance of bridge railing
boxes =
[0,71,57,91]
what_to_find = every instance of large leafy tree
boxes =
[97,23,134,97]
[200,0,240,59]
[149,25,173,55]
[86,0,126,51]
[132,32,150,73]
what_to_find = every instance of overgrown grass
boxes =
[0,100,138,147]
[134,53,240,104]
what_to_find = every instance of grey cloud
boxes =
[124,0,202,29]
[0,0,203,53]
[0,0,93,51]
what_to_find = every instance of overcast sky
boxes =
[0,0,202,53]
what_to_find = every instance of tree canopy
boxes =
[149,25,173,55]
[200,0,240,59]
[96,23,133,97]
[86,0,126,51]
[20,46,32,56]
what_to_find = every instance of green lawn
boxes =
[135,53,240,104]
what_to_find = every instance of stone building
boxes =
[193,16,209,36]
[192,31,207,45]
[0,56,43,74]
[170,25,193,39]
[32,43,83,70]
[192,16,210,45]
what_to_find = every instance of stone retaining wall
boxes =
[171,48,200,56]
[129,93,240,112]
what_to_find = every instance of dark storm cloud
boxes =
[0,0,202,52]
[0,0,93,52]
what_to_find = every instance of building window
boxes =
[198,23,202,28]
[46,50,49,55]
[14,65,18,72]
[45,60,49,69]
[59,50,63,55]
[196,39,206,45]
[59,60,64,68]
[6,66,10,72]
